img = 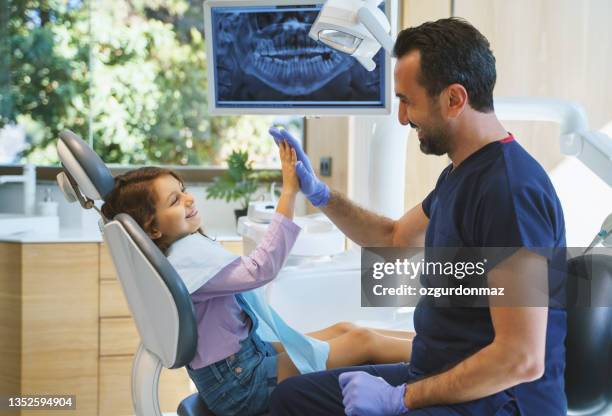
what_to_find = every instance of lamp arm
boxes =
[494,97,612,187]
[572,131,612,186]
[357,6,394,53]
[494,97,589,135]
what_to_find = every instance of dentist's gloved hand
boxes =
[339,371,409,416]
[268,127,330,207]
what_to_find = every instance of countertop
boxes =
[0,227,242,243]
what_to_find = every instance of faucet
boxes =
[0,164,37,215]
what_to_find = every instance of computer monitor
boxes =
[203,0,393,115]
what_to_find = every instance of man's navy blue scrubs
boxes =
[269,135,567,415]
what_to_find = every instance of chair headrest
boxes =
[57,130,114,201]
[567,253,612,307]
[565,253,612,411]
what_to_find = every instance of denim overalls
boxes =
[186,294,279,416]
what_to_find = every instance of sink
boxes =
[0,214,60,237]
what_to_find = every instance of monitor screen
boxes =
[204,1,390,115]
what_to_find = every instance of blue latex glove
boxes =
[339,371,409,416]
[268,127,330,207]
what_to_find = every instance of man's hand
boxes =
[339,371,409,416]
[269,127,330,206]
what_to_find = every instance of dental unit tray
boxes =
[247,200,277,223]
[238,213,346,258]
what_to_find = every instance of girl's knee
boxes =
[348,327,378,352]
[332,321,357,334]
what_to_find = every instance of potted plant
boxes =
[206,149,280,223]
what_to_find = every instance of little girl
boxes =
[101,141,413,416]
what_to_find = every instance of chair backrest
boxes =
[104,214,197,368]
[565,254,612,413]
[57,130,197,368]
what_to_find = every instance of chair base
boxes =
[176,393,270,416]
[177,393,215,416]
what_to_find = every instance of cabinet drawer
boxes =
[220,240,243,255]
[100,279,131,317]
[99,243,119,281]
[100,318,140,356]
[99,355,195,416]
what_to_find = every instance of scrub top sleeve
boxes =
[474,177,558,267]
[421,189,435,219]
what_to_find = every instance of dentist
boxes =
[269,18,567,415]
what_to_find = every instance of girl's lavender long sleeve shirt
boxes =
[174,213,300,369]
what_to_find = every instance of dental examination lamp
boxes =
[309,0,392,71]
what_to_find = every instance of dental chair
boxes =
[56,130,215,415]
[565,254,612,415]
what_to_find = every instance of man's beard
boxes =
[418,125,452,156]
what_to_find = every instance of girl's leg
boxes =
[275,327,412,383]
[276,352,300,383]
[306,321,357,340]
[272,322,414,354]
[368,328,415,340]
[271,321,359,353]
[307,322,414,341]
[324,327,412,368]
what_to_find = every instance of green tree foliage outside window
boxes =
[0,0,302,166]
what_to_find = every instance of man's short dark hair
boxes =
[393,17,496,112]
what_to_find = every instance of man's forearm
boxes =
[320,190,396,246]
[404,341,542,409]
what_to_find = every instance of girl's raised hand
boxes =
[279,140,299,196]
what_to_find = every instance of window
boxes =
[0,0,302,167]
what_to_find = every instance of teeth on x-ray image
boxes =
[211,6,383,103]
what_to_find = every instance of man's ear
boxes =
[445,83,468,118]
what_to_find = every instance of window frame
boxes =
[0,164,283,183]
